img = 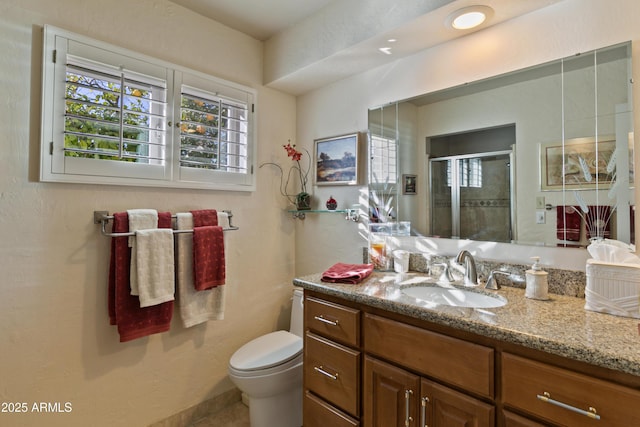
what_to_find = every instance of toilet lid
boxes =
[230,330,303,371]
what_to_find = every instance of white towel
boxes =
[176,213,226,327]
[127,209,158,296]
[217,211,230,229]
[135,228,175,308]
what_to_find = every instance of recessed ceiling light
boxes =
[379,47,392,55]
[446,5,494,30]
[387,38,397,43]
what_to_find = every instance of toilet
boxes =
[228,288,304,427]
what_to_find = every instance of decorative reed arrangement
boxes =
[571,147,618,241]
[369,172,396,223]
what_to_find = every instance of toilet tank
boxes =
[289,289,304,338]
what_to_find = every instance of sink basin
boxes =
[402,285,507,308]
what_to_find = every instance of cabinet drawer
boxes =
[502,353,640,426]
[305,296,360,347]
[503,410,547,427]
[364,313,494,399]
[305,332,360,417]
[304,391,359,427]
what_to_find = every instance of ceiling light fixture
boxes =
[446,5,493,30]
[379,47,392,55]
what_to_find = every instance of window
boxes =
[369,133,397,184]
[446,158,482,188]
[40,25,256,191]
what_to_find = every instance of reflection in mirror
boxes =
[368,103,398,223]
[368,41,634,247]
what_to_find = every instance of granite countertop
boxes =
[293,271,640,377]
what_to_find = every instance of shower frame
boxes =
[429,148,517,241]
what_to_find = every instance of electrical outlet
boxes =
[536,196,545,210]
[536,210,546,224]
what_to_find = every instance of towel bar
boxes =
[93,210,239,237]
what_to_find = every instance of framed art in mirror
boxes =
[540,136,622,190]
[403,174,417,195]
[315,132,359,185]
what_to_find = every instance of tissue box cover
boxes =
[585,259,640,319]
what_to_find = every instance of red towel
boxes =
[556,206,581,241]
[108,212,174,342]
[190,210,225,290]
[321,263,374,284]
[192,226,226,290]
[191,209,218,227]
[586,205,611,239]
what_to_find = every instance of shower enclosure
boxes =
[430,150,515,242]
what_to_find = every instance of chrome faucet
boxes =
[455,250,478,286]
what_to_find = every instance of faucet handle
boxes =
[485,271,510,290]
[434,263,455,283]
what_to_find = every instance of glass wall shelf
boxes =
[287,209,359,221]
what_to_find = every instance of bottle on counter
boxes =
[525,256,549,300]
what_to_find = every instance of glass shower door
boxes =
[431,151,513,242]
[430,159,453,238]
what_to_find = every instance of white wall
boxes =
[296,0,640,275]
[0,1,297,426]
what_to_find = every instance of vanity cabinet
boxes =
[303,296,361,426]
[301,289,640,427]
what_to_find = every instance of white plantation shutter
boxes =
[370,134,397,184]
[41,25,256,191]
[176,72,254,187]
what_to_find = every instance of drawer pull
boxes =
[314,315,339,326]
[421,396,429,427]
[314,365,339,380]
[405,389,414,427]
[537,392,601,420]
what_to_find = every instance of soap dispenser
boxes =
[525,256,549,300]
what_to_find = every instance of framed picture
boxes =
[540,136,622,191]
[403,174,417,195]
[315,132,359,185]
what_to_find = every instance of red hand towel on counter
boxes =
[108,212,174,342]
[321,263,374,284]
[556,206,581,241]
[190,210,225,290]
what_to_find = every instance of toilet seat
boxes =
[229,330,302,374]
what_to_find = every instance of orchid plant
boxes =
[260,141,312,208]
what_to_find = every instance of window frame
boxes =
[40,25,257,191]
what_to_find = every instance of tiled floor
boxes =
[189,401,250,427]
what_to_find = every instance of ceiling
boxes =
[169,0,564,95]
[169,0,335,41]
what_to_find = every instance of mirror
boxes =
[368,41,634,247]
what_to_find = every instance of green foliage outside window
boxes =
[64,72,149,162]
[179,96,229,169]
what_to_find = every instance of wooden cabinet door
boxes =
[421,378,495,427]
[364,356,420,427]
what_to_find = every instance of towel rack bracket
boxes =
[94,210,110,224]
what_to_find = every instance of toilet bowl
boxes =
[228,288,303,427]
